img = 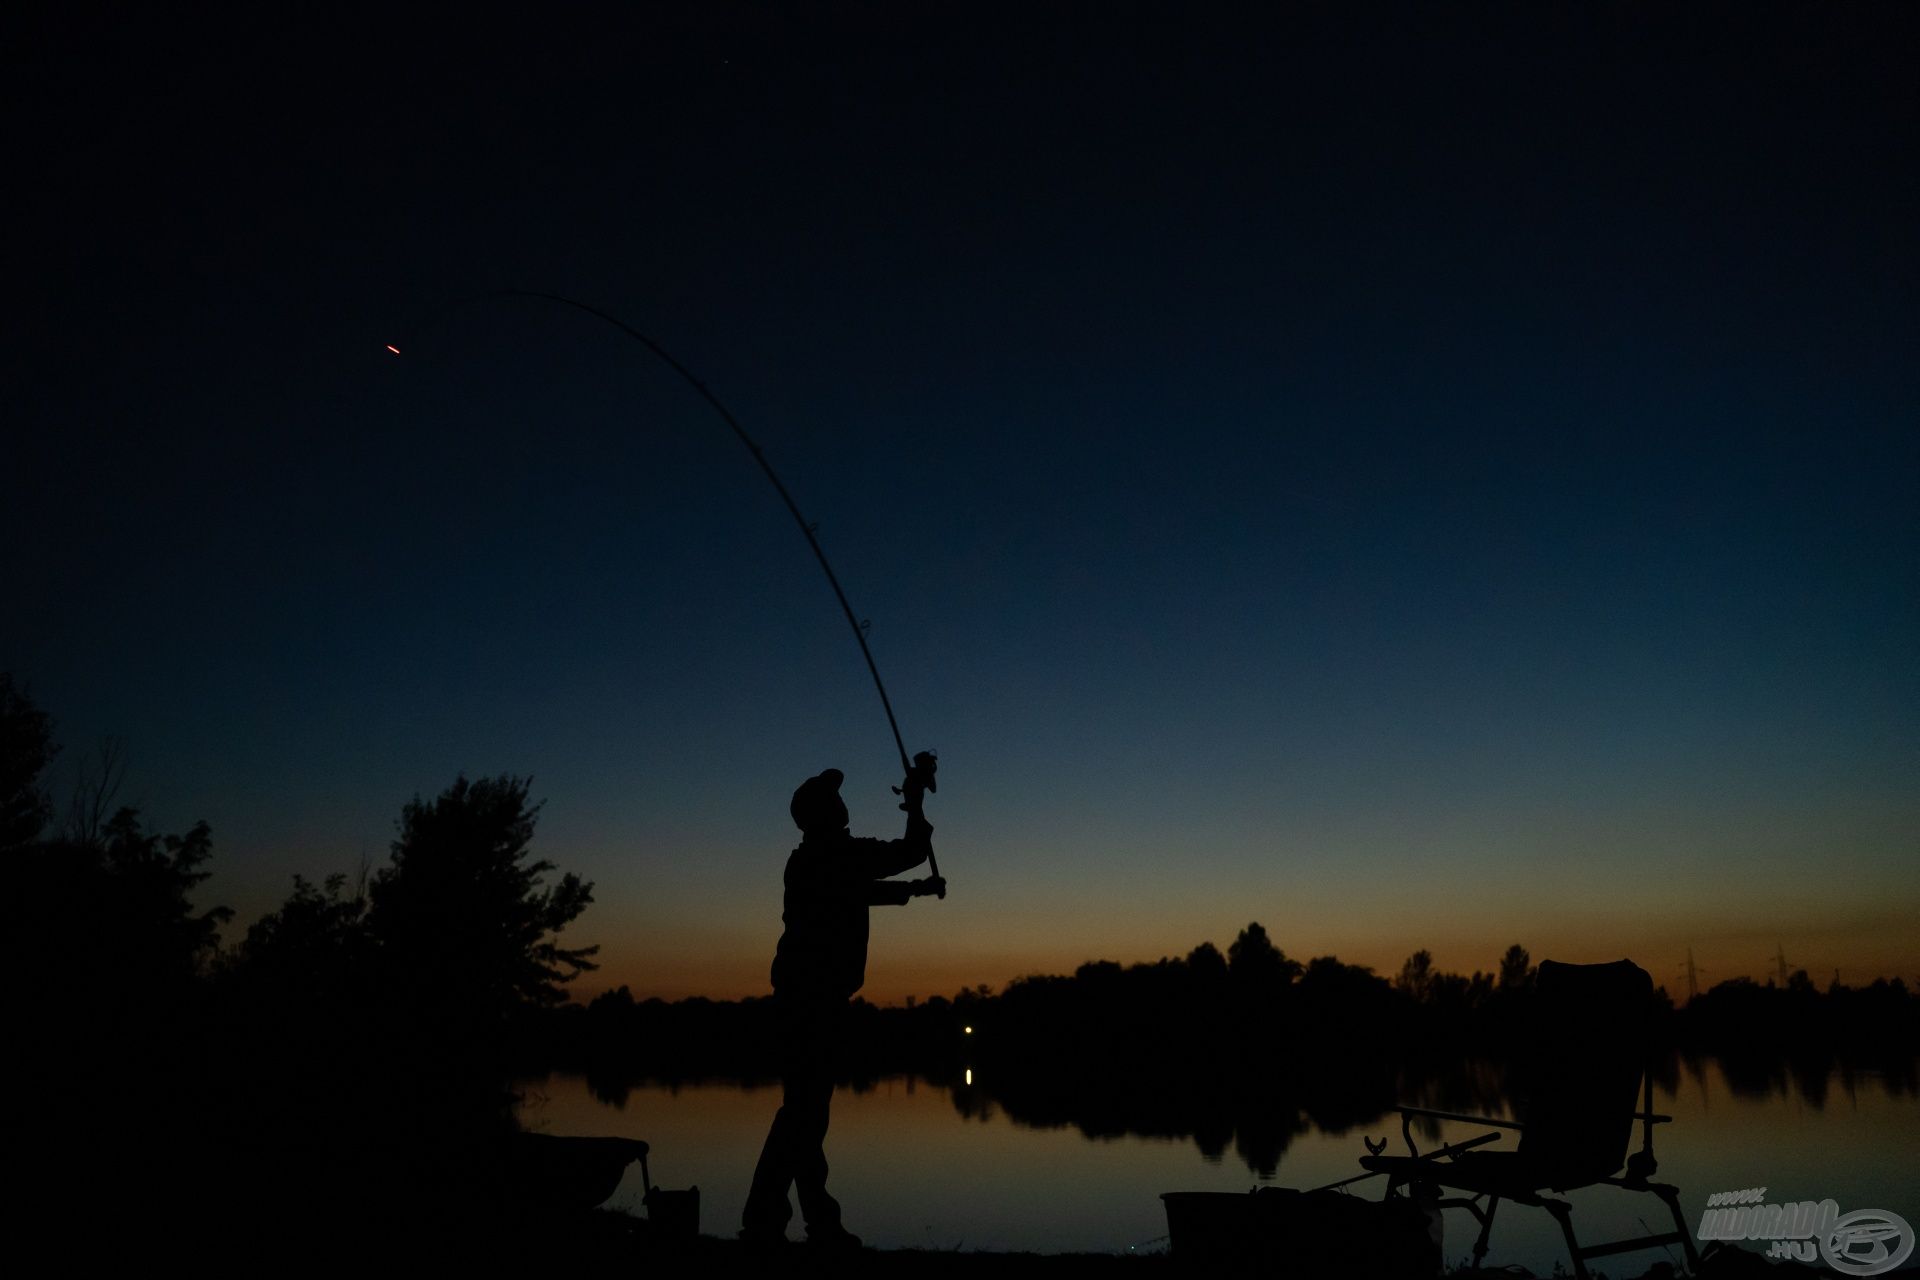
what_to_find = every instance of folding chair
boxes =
[1353,959,1700,1279]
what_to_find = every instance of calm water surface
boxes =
[517,1062,1919,1272]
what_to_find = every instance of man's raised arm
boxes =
[854,811,935,886]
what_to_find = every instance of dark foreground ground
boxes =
[538,1214,1909,1280]
[64,1195,1902,1279]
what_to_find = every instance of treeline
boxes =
[530,923,1919,1086]
[1680,971,1920,1099]
[2,676,604,1259]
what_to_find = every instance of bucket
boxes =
[644,1186,700,1239]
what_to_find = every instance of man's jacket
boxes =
[770,815,931,1000]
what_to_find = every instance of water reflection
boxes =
[519,1056,1920,1268]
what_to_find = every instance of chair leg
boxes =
[1473,1194,1500,1266]
[1543,1198,1590,1280]
[1650,1182,1702,1272]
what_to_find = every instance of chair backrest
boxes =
[1513,958,1653,1187]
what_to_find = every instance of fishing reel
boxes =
[894,750,944,899]
[893,750,938,811]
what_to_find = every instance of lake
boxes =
[516,1059,1919,1273]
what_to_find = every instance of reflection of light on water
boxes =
[965,1068,973,1086]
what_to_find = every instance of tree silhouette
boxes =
[1186,939,1228,982]
[1498,943,1535,992]
[0,678,229,998]
[367,773,598,1020]
[1397,948,1435,1002]
[233,870,371,996]
[94,806,232,984]
[0,673,56,853]
[1228,921,1303,986]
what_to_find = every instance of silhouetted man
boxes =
[741,766,943,1248]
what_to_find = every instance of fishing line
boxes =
[390,289,915,777]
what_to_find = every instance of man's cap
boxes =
[790,768,847,833]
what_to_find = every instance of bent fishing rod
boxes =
[391,290,943,891]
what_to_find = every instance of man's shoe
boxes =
[806,1225,863,1251]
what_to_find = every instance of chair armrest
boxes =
[1394,1105,1525,1130]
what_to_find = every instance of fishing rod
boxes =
[390,291,942,889]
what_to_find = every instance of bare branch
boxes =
[65,735,128,845]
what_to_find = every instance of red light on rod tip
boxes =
[385,344,401,355]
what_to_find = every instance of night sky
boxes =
[7,4,1916,1003]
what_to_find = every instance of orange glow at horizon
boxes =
[575,922,1920,1009]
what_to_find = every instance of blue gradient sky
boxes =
[7,5,1915,1001]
